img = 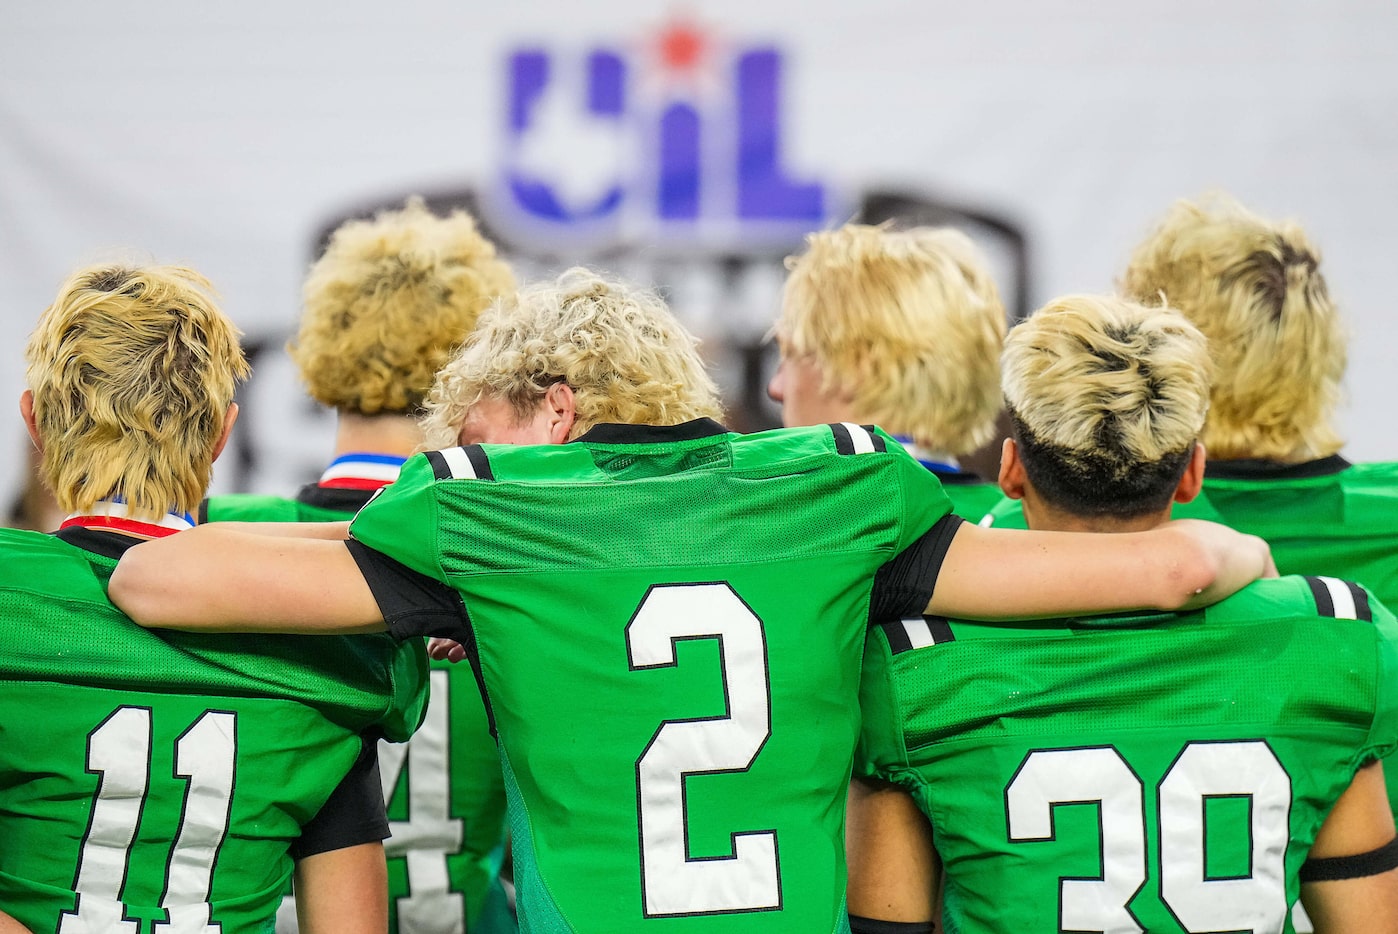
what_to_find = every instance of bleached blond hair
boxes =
[420,268,724,447]
[1120,194,1343,461]
[775,223,1006,454]
[1002,294,1211,518]
[290,197,516,415]
[25,264,249,519]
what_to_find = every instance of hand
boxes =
[427,637,468,663]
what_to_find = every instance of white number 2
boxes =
[627,583,778,917]
[60,707,236,934]
[1006,741,1290,933]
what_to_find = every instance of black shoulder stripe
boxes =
[1350,581,1373,622]
[830,422,882,455]
[879,619,914,654]
[425,450,454,481]
[1306,576,1373,622]
[463,445,494,480]
[425,446,495,481]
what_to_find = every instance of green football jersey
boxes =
[203,486,369,524]
[1175,457,1398,607]
[935,476,1003,524]
[207,476,512,934]
[857,575,1398,933]
[983,456,1398,818]
[0,527,428,934]
[349,420,955,933]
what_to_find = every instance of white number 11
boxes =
[59,706,236,934]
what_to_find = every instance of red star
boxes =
[657,19,706,73]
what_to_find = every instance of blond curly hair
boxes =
[775,223,1006,455]
[25,264,250,519]
[1002,294,1211,518]
[421,268,724,448]
[290,197,516,415]
[1120,194,1343,462]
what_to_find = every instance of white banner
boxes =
[3,0,1394,501]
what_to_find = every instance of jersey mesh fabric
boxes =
[0,528,428,933]
[985,459,1398,816]
[205,486,511,934]
[856,576,1398,932]
[350,422,951,933]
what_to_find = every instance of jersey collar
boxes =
[575,418,728,445]
[1205,454,1351,481]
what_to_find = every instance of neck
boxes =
[1020,488,1171,534]
[333,412,424,459]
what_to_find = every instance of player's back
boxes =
[857,575,1398,932]
[0,527,428,933]
[349,421,953,933]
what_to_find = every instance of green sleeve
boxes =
[854,627,904,781]
[1366,592,1398,763]
[873,428,953,549]
[379,638,431,743]
[348,453,447,581]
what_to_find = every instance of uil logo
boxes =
[495,19,834,248]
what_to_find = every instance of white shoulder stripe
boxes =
[439,446,478,480]
[899,617,939,649]
[1317,576,1359,620]
[841,422,877,454]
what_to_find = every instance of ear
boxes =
[19,390,41,454]
[210,403,239,463]
[543,383,577,444]
[1172,441,1207,504]
[997,437,1027,500]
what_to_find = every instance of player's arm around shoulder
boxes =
[108,521,385,634]
[1300,760,1398,933]
[925,518,1275,619]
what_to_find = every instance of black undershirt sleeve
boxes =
[344,539,470,642]
[868,515,964,623]
[1300,836,1398,882]
[849,916,935,934]
[290,736,388,860]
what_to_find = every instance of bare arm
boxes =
[845,778,939,924]
[0,910,33,934]
[928,519,1274,619]
[109,523,385,633]
[1301,761,1398,933]
[293,842,388,934]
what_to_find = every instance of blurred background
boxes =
[3,0,1394,505]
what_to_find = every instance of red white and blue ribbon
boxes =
[317,452,406,491]
[61,499,195,539]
